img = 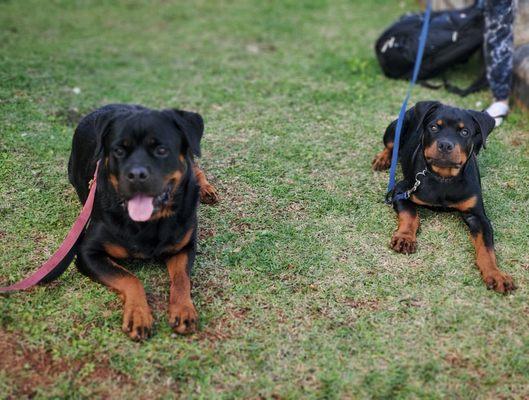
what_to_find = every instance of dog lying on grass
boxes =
[69,104,218,341]
[372,101,516,294]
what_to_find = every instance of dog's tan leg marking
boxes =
[166,252,197,334]
[104,262,153,341]
[390,210,419,254]
[472,233,515,293]
[194,165,219,204]
[372,142,393,171]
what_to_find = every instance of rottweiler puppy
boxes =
[372,101,515,294]
[68,104,218,341]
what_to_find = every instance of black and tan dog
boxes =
[372,101,515,293]
[68,104,218,340]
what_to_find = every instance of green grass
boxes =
[1,0,529,398]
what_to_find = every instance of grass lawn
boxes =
[1,0,529,398]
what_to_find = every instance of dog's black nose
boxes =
[126,166,150,183]
[437,140,454,154]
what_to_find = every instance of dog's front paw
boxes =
[372,149,391,171]
[483,271,516,294]
[200,183,219,205]
[122,301,154,341]
[169,301,198,335]
[390,232,417,254]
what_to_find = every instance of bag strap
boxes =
[442,71,488,97]
[420,72,488,97]
[419,80,444,90]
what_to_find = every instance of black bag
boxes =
[375,3,487,96]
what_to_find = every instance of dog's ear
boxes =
[94,111,118,160]
[467,110,495,152]
[412,101,441,131]
[383,101,440,146]
[167,109,204,157]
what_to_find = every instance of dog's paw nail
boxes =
[484,273,516,294]
[390,234,416,254]
[122,303,153,341]
[200,186,219,204]
[169,303,198,335]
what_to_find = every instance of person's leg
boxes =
[483,0,514,127]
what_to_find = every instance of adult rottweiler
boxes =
[68,104,218,341]
[372,101,516,294]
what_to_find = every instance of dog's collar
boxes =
[390,141,473,203]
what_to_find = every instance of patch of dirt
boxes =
[231,221,252,234]
[146,291,167,314]
[345,298,380,311]
[398,297,424,308]
[443,351,486,382]
[509,129,529,147]
[0,329,134,398]
[196,306,250,342]
[444,352,470,368]
[198,227,216,240]
[52,107,85,126]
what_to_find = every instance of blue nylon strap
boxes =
[392,192,410,202]
[385,0,433,204]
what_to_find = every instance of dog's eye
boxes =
[113,147,126,158]
[155,146,169,157]
[460,128,470,137]
[430,124,439,132]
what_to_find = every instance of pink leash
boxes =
[0,161,100,293]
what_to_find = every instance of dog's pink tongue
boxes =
[127,194,154,222]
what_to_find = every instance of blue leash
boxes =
[385,0,433,204]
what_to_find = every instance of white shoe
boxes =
[485,101,509,127]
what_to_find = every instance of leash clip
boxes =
[387,168,427,204]
[406,168,427,197]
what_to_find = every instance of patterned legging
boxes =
[484,0,515,100]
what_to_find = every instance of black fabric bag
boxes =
[375,2,487,95]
